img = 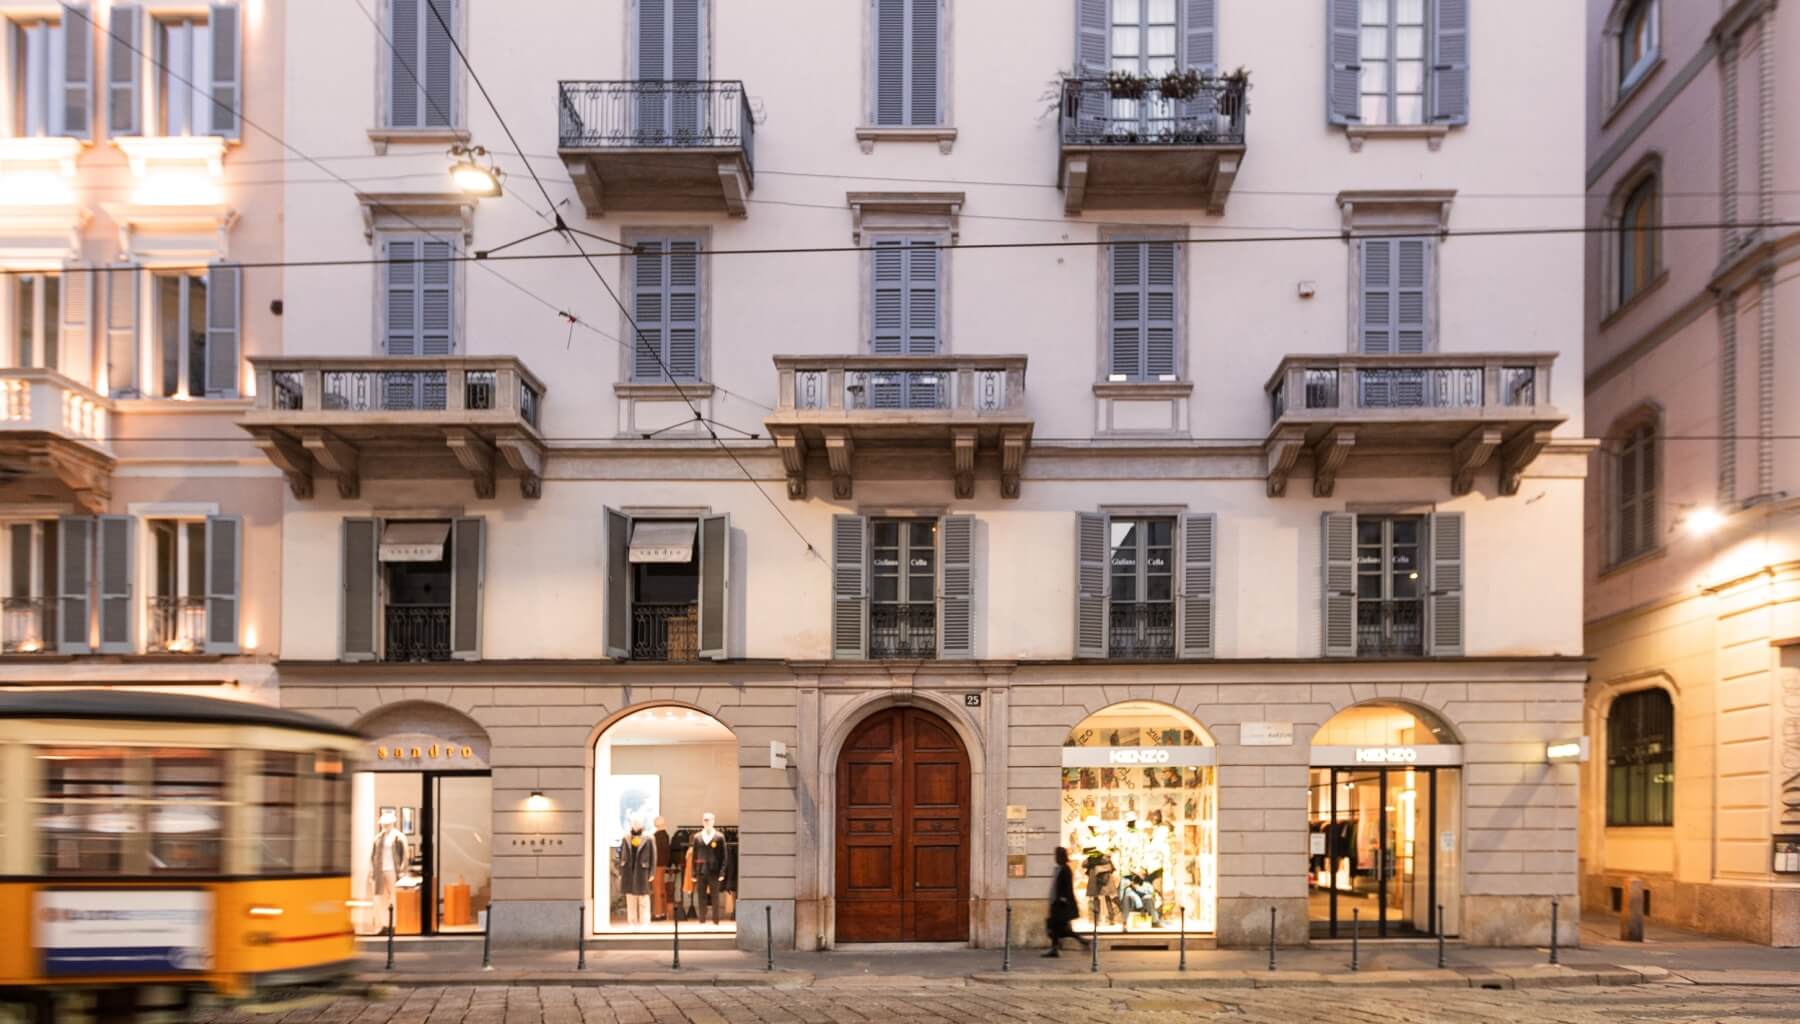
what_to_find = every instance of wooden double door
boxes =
[834,707,971,942]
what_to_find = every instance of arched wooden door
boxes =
[834,706,971,942]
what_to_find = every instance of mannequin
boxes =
[616,813,656,926]
[651,816,671,921]
[370,810,409,935]
[691,812,728,925]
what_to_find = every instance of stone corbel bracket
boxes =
[1264,426,1306,497]
[772,428,807,499]
[1498,429,1553,496]
[496,434,545,499]
[1451,427,1501,497]
[444,427,497,501]
[823,429,854,500]
[999,428,1029,500]
[301,428,360,500]
[952,428,976,500]
[1310,427,1356,498]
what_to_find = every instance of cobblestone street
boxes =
[205,982,1800,1024]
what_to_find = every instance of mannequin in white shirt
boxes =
[370,810,409,934]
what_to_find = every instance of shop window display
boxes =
[1061,702,1217,933]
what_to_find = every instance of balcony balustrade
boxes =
[2,597,51,654]
[1357,598,1425,658]
[240,356,546,500]
[1108,601,1176,659]
[558,80,754,217]
[1057,74,1248,214]
[869,603,936,660]
[1263,352,1564,498]
[630,602,699,662]
[0,369,114,513]
[146,596,206,654]
[384,604,452,663]
[766,354,1033,500]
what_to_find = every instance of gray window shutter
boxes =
[908,0,939,127]
[636,0,666,134]
[384,238,420,357]
[450,516,483,660]
[633,239,701,382]
[904,240,938,354]
[698,512,729,659]
[604,507,629,658]
[1145,242,1178,379]
[61,1,93,140]
[60,262,92,381]
[1395,238,1430,354]
[1181,0,1218,123]
[1322,512,1356,657]
[57,515,92,653]
[107,3,139,136]
[832,514,867,659]
[670,0,703,135]
[938,514,973,659]
[420,240,453,356]
[422,0,454,128]
[96,514,132,653]
[208,2,241,138]
[204,262,240,398]
[1430,0,1469,126]
[871,239,905,356]
[389,0,453,128]
[1075,511,1108,658]
[1177,513,1215,659]
[666,241,700,380]
[1359,238,1394,355]
[632,241,667,379]
[1427,511,1464,656]
[106,263,138,397]
[873,0,904,125]
[341,517,378,661]
[389,0,419,127]
[204,514,240,654]
[1076,0,1107,72]
[1109,243,1143,379]
[1326,0,1359,125]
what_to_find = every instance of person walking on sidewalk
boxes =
[1044,846,1090,957]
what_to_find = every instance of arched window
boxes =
[1618,174,1659,305]
[1619,0,1658,90]
[1606,689,1674,827]
[1613,419,1656,563]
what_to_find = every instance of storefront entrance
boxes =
[834,706,971,942]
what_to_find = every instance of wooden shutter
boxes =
[60,262,92,383]
[384,238,419,357]
[870,239,905,356]
[1075,0,1107,72]
[57,515,92,653]
[389,0,419,126]
[1181,0,1218,124]
[61,1,93,139]
[421,0,454,128]
[1109,243,1142,379]
[1427,511,1464,656]
[832,514,867,659]
[106,263,138,396]
[1430,0,1469,126]
[633,239,700,382]
[1075,511,1108,658]
[636,0,667,134]
[904,240,939,354]
[204,262,240,397]
[1616,439,1638,560]
[698,512,729,659]
[666,241,700,380]
[1326,0,1360,125]
[96,514,132,653]
[908,0,939,127]
[450,516,483,660]
[670,0,703,136]
[1638,433,1656,551]
[632,241,666,379]
[208,2,241,138]
[107,3,139,136]
[420,239,453,356]
[1177,513,1215,658]
[204,514,240,653]
[938,514,973,659]
[873,0,905,125]
[1395,238,1430,354]
[1322,512,1356,657]
[1359,238,1394,355]
[1145,242,1178,379]
[341,518,378,661]
[603,507,629,658]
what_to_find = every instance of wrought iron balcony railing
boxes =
[1357,598,1424,658]
[1058,74,1248,147]
[558,80,754,161]
[1108,601,1175,659]
[146,596,206,654]
[384,604,452,663]
[631,602,699,662]
[2,596,51,653]
[870,603,936,659]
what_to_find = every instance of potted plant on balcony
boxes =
[1105,69,1150,100]
[1156,68,1206,102]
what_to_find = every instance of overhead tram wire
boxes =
[415,0,820,558]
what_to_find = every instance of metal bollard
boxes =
[1002,903,1012,972]
[1350,908,1359,972]
[765,905,774,972]
[1178,908,1187,972]
[1549,899,1559,965]
[672,902,682,970]
[576,905,586,970]
[1267,906,1277,972]
[1436,905,1446,968]
[481,904,493,970]
[385,903,395,971]
[1090,895,1100,974]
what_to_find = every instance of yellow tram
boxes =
[0,689,362,1013]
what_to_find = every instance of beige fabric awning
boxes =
[629,520,696,563]
[379,521,450,562]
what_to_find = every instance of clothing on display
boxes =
[652,824,672,920]
[617,827,657,927]
[369,815,410,935]
[664,823,739,924]
[1060,764,1216,932]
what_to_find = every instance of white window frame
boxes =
[1098,226,1187,384]
[10,14,68,138]
[7,269,62,372]
[1602,0,1661,116]
[1356,0,1431,127]
[144,515,207,654]
[150,11,211,138]
[862,0,953,132]
[2,518,52,654]
[621,227,710,384]
[375,0,465,132]
[148,266,207,399]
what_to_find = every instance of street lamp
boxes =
[1683,505,1725,536]
[448,144,502,197]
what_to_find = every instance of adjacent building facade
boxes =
[1582,0,1800,946]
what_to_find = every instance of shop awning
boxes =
[379,521,449,562]
[629,520,696,563]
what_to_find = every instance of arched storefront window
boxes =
[593,706,739,934]
[1606,689,1673,827]
[1061,702,1216,933]
[1309,702,1461,940]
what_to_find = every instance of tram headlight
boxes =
[247,905,285,918]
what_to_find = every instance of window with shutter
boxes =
[58,515,92,653]
[1356,235,1433,406]
[1074,511,1108,658]
[1177,513,1215,658]
[1107,516,1175,658]
[630,237,703,382]
[1613,422,1656,564]
[698,512,729,659]
[340,518,378,661]
[204,515,240,653]
[635,0,706,140]
[105,264,139,397]
[871,0,941,127]
[938,515,973,659]
[96,514,133,653]
[107,3,140,136]
[205,262,240,398]
[1107,241,1180,382]
[832,514,868,659]
[1426,511,1463,656]
[381,235,457,407]
[866,237,941,408]
[1333,0,1468,128]
[386,0,456,128]
[1321,512,1356,657]
[449,516,483,660]
[15,7,91,139]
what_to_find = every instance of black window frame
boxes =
[868,516,936,658]
[1606,688,1674,827]
[1354,514,1425,657]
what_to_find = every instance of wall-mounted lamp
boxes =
[1674,504,1726,536]
[527,791,549,811]
[449,144,503,197]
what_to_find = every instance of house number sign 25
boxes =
[964,693,982,707]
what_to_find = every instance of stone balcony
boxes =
[239,357,547,500]
[1263,353,1565,498]
[0,370,113,513]
[765,355,1032,500]
[557,80,754,217]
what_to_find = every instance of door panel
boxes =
[834,706,970,942]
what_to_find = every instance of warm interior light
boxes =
[527,791,549,810]
[243,625,258,651]
[1685,506,1726,535]
[451,161,501,197]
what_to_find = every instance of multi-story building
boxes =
[0,0,281,695]
[261,0,1588,952]
[1582,0,1800,945]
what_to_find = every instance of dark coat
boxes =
[617,834,656,894]
[692,830,728,881]
[1049,864,1079,926]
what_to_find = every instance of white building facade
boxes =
[260,0,1589,951]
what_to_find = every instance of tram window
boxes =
[315,751,350,874]
[149,749,225,875]
[256,752,301,872]
[37,748,131,875]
